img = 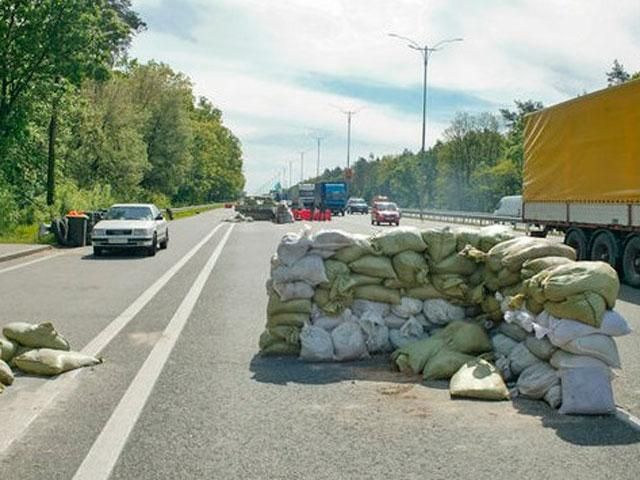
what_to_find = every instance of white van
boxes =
[493,195,522,217]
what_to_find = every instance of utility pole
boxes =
[336,108,360,169]
[316,137,321,177]
[300,151,304,182]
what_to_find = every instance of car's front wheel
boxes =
[160,230,169,249]
[147,233,158,257]
[93,247,103,257]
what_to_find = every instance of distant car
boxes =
[91,203,169,257]
[371,202,400,226]
[346,197,368,214]
[493,195,522,217]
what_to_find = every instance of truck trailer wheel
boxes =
[622,235,640,287]
[565,228,589,260]
[589,230,619,268]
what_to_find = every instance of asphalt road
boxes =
[0,210,639,479]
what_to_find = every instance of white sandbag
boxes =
[312,230,356,250]
[491,333,519,357]
[383,313,407,329]
[0,358,14,386]
[3,322,70,351]
[449,359,510,401]
[535,310,631,347]
[508,342,542,376]
[559,367,616,415]
[525,336,556,361]
[357,315,391,354]
[517,362,559,399]
[400,316,425,338]
[414,313,438,331]
[544,384,562,409]
[560,334,621,368]
[351,299,391,318]
[391,297,424,319]
[277,228,312,266]
[504,308,535,333]
[273,281,315,301]
[422,299,465,325]
[300,325,334,361]
[331,321,369,361]
[549,350,614,376]
[271,255,328,286]
[308,248,336,259]
[13,348,101,376]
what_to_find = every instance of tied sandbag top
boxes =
[371,227,427,256]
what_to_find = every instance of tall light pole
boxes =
[388,33,462,153]
[299,151,305,182]
[336,108,362,169]
[289,160,293,187]
[314,136,325,177]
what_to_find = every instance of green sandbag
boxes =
[525,336,556,361]
[468,264,486,287]
[477,225,515,252]
[349,255,397,279]
[266,312,309,328]
[384,278,415,289]
[433,321,493,355]
[332,240,375,263]
[2,322,70,351]
[521,256,575,280]
[486,237,535,272]
[430,252,477,276]
[259,336,300,356]
[449,359,510,401]
[313,288,351,316]
[431,274,468,301]
[481,296,502,321]
[464,284,485,306]
[501,282,524,298]
[526,297,545,315]
[353,285,401,304]
[392,337,446,374]
[392,251,429,285]
[14,348,102,376]
[544,292,607,327]
[497,269,522,288]
[423,349,476,381]
[0,336,17,362]
[483,269,500,292]
[0,358,14,386]
[267,295,312,316]
[406,284,443,300]
[350,274,383,287]
[371,227,427,256]
[501,239,576,272]
[268,325,301,345]
[422,227,457,263]
[323,259,350,284]
[455,227,480,251]
[539,262,619,309]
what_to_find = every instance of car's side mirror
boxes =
[155,214,164,221]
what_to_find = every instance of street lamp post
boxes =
[388,33,463,153]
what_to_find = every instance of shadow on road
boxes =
[81,250,150,261]
[513,397,640,446]
[618,285,640,306]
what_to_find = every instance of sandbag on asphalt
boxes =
[331,321,369,361]
[517,362,559,399]
[266,312,309,328]
[423,349,476,381]
[259,338,300,356]
[300,325,334,361]
[389,317,427,349]
[312,308,353,332]
[509,342,542,376]
[371,227,427,256]
[549,350,613,375]
[271,255,328,286]
[423,299,465,326]
[353,285,401,305]
[534,310,631,347]
[422,227,457,264]
[0,336,17,362]
[392,337,446,374]
[3,322,70,351]
[349,255,397,279]
[0,359,14,386]
[559,367,616,415]
[392,251,429,286]
[449,359,510,401]
[544,384,562,409]
[277,229,312,266]
[391,297,424,318]
[561,334,621,368]
[433,321,492,355]
[267,325,301,346]
[267,296,312,317]
[357,315,391,354]
[312,230,357,251]
[14,349,102,376]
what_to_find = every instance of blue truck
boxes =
[314,181,348,216]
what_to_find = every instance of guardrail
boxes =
[401,208,521,226]
[168,203,221,213]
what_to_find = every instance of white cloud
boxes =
[131,0,640,192]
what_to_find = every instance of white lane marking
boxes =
[616,407,640,432]
[0,251,66,275]
[0,223,225,455]
[73,225,234,480]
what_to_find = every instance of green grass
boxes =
[169,203,223,220]
[0,224,56,245]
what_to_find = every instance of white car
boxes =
[91,204,169,257]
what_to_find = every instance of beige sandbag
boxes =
[431,274,468,301]
[433,321,493,355]
[543,292,607,327]
[521,256,575,280]
[430,251,477,276]
[14,349,102,376]
[406,284,442,300]
[332,236,376,263]
[423,349,476,381]
[350,274,383,287]
[0,359,14,386]
[501,239,576,272]
[3,322,70,351]
[391,337,446,374]
[0,336,17,362]
[486,237,535,272]
[312,288,351,316]
[267,325,301,346]
[541,262,619,309]
[422,227,457,263]
[477,225,515,252]
[260,337,300,356]
[349,255,397,279]
[267,295,312,316]
[392,251,429,285]
[371,227,427,256]
[455,227,480,251]
[266,312,309,328]
[353,285,401,305]
[449,359,510,400]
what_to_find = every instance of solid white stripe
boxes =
[0,222,224,455]
[0,252,65,275]
[73,225,234,480]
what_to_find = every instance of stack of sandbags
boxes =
[0,322,102,392]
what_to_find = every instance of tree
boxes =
[500,99,543,177]
[606,59,631,86]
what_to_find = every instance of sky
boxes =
[130,0,640,193]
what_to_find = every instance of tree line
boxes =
[307,59,639,212]
[0,1,244,234]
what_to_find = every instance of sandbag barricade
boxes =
[259,225,631,414]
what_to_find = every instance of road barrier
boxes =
[401,208,521,226]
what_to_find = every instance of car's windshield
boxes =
[349,198,365,204]
[377,203,397,211]
[106,206,153,221]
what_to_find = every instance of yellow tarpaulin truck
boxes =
[523,78,640,286]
